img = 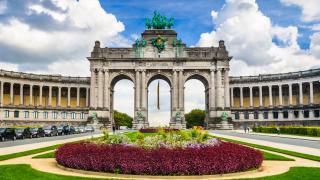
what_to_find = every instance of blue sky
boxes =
[100,0,314,49]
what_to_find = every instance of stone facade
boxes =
[88,29,232,129]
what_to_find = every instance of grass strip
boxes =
[211,135,320,162]
[262,151,294,161]
[32,151,55,159]
[0,144,60,161]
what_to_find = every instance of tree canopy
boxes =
[185,109,206,128]
[113,110,133,128]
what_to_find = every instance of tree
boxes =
[113,110,133,128]
[185,109,205,128]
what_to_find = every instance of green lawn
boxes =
[0,164,109,180]
[211,135,320,162]
[241,167,320,180]
[262,151,293,161]
[124,131,156,141]
[32,151,55,159]
[0,144,60,161]
[0,164,319,180]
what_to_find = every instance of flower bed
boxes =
[139,127,179,133]
[56,142,263,175]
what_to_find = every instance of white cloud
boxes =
[198,0,320,76]
[281,0,320,22]
[0,0,129,76]
[0,62,18,71]
[211,10,218,21]
[310,32,320,59]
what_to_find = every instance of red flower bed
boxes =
[56,142,263,175]
[139,128,179,133]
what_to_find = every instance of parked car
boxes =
[0,128,17,141]
[64,125,76,135]
[15,128,32,139]
[78,126,85,133]
[44,125,58,137]
[74,126,80,134]
[57,125,65,135]
[85,125,95,133]
[30,127,45,138]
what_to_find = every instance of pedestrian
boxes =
[244,126,247,133]
[112,125,116,134]
[247,127,250,133]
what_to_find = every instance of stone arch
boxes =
[184,72,210,88]
[146,72,172,88]
[110,72,135,88]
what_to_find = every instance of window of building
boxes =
[80,112,85,119]
[52,111,58,119]
[263,111,268,119]
[4,110,9,118]
[234,112,239,120]
[43,111,48,119]
[304,110,309,118]
[293,110,299,118]
[14,111,19,118]
[314,110,320,118]
[254,111,259,119]
[273,111,278,119]
[244,112,249,119]
[71,112,76,119]
[62,112,67,119]
[283,111,288,119]
[24,111,29,118]
[33,111,38,119]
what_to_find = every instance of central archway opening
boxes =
[184,74,208,128]
[147,74,171,127]
[111,75,134,129]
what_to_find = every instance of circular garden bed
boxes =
[56,129,263,175]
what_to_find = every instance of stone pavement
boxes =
[233,130,320,141]
[0,133,102,156]
[210,131,320,156]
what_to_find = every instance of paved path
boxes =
[0,133,103,156]
[210,130,320,156]
[211,130,320,149]
[0,132,100,148]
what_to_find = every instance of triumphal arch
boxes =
[88,12,232,129]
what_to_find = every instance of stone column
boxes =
[0,81,3,106]
[299,82,303,105]
[141,69,147,109]
[58,86,61,107]
[85,87,89,107]
[289,83,293,105]
[29,85,33,106]
[210,69,215,108]
[249,86,253,107]
[39,85,43,106]
[224,69,230,108]
[259,86,263,107]
[48,86,52,106]
[178,70,184,110]
[230,87,234,107]
[20,84,24,105]
[173,70,178,109]
[67,87,71,107]
[278,84,283,106]
[97,69,104,108]
[269,85,273,106]
[216,68,222,108]
[90,69,96,108]
[76,87,80,107]
[240,87,243,108]
[309,81,314,104]
[135,70,140,110]
[104,70,109,109]
[10,83,14,105]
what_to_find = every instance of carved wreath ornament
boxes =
[151,35,167,53]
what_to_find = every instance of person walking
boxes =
[112,125,116,134]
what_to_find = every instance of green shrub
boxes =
[253,126,320,137]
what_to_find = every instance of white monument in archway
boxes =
[88,12,232,129]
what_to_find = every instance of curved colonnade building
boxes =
[0,28,319,128]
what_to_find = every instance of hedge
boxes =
[56,142,263,175]
[252,126,320,137]
[139,128,179,133]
